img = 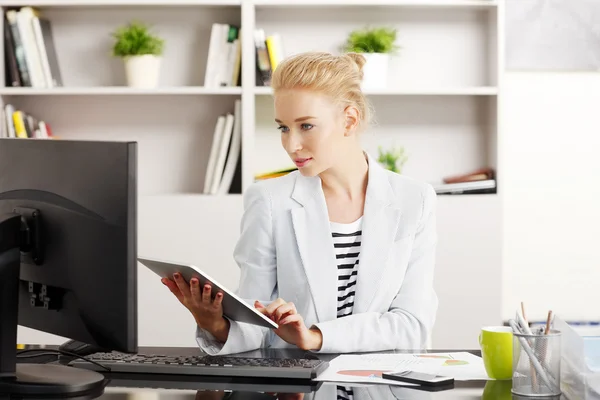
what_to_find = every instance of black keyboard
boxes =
[69,352,329,380]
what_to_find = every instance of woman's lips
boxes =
[294,158,312,168]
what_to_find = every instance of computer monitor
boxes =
[0,138,138,397]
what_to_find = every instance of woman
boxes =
[163,51,438,355]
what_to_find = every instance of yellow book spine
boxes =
[12,111,27,138]
[265,36,280,71]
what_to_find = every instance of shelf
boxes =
[253,0,497,8]
[0,87,243,96]
[254,86,498,96]
[0,0,240,6]
[142,193,243,200]
[7,0,496,5]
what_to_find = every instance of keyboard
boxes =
[68,352,329,380]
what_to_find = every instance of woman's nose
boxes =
[284,133,302,153]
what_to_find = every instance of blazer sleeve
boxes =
[196,182,279,355]
[311,184,438,353]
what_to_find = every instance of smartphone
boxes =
[382,370,454,387]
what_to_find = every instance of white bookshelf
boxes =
[253,0,498,8]
[254,86,498,96]
[0,0,241,6]
[6,0,504,350]
[0,86,243,95]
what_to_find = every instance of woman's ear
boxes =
[343,105,360,136]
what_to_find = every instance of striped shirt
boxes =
[331,217,362,400]
[331,217,362,319]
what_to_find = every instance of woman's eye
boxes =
[301,123,314,131]
[277,125,289,133]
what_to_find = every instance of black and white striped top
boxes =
[331,217,362,400]
[331,217,362,319]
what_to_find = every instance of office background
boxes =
[6,0,599,350]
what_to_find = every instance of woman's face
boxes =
[274,88,347,177]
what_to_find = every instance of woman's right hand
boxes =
[162,273,230,342]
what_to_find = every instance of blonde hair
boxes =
[270,51,373,130]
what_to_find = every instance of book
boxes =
[203,115,226,193]
[3,7,61,88]
[218,99,242,195]
[204,23,241,88]
[433,179,496,195]
[208,112,235,194]
[255,167,297,181]
[443,167,495,184]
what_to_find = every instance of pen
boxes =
[520,302,538,390]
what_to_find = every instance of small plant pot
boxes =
[124,55,161,88]
[361,53,390,89]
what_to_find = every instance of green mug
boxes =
[481,379,512,400]
[479,326,513,380]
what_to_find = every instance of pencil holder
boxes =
[512,329,562,397]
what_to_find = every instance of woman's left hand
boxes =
[255,298,323,351]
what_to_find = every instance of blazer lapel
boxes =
[290,153,401,321]
[352,153,401,314]
[291,174,338,323]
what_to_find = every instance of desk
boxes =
[15,347,566,400]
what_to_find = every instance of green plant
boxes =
[377,145,408,174]
[111,20,165,57]
[343,26,399,54]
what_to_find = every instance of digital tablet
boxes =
[138,257,278,329]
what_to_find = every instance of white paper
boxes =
[314,352,489,385]
[400,352,490,381]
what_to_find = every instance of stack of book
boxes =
[254,28,284,87]
[1,104,53,139]
[433,167,496,195]
[203,99,242,195]
[204,23,241,88]
[4,7,62,88]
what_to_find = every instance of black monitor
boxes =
[0,138,138,397]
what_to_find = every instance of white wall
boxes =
[501,71,600,323]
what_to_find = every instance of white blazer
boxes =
[196,152,438,355]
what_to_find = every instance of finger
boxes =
[278,310,297,324]
[190,278,201,303]
[202,284,212,303]
[162,278,184,302]
[213,292,224,310]
[173,273,191,298]
[162,277,179,292]
[265,298,286,315]
[279,314,303,326]
[254,301,269,315]
[274,302,296,322]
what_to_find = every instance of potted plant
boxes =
[343,26,399,89]
[111,20,165,88]
[377,145,408,174]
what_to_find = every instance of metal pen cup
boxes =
[512,329,561,397]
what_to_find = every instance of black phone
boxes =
[382,370,454,387]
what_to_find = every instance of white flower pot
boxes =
[360,53,390,90]
[124,55,161,89]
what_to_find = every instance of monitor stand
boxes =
[0,213,106,397]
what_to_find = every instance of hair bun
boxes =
[346,52,366,80]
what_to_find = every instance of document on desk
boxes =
[314,352,489,385]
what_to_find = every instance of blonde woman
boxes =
[163,51,438,355]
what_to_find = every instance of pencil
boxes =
[544,310,553,335]
[539,310,553,384]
